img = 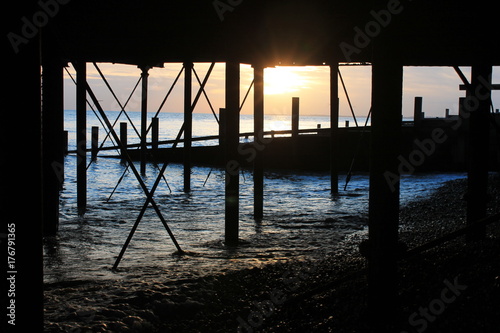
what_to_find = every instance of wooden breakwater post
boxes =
[91,126,99,161]
[63,130,68,155]
[120,122,127,163]
[413,96,423,127]
[151,117,159,157]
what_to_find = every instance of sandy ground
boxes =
[44,175,500,332]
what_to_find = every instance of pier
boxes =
[6,0,500,331]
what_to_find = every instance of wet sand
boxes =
[44,174,500,332]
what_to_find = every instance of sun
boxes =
[264,67,307,95]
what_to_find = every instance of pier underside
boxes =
[5,0,500,331]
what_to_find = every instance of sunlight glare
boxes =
[265,67,307,95]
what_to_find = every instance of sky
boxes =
[63,63,500,119]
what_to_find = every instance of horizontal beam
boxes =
[67,127,372,153]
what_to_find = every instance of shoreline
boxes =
[44,175,500,332]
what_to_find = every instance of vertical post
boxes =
[225,61,240,246]
[75,61,87,215]
[5,7,43,329]
[184,62,193,193]
[91,126,99,161]
[63,130,68,155]
[345,120,350,128]
[120,122,127,163]
[466,64,491,241]
[42,57,64,235]
[219,108,227,148]
[330,63,339,194]
[151,117,159,156]
[368,56,403,329]
[140,66,149,176]
[291,97,300,138]
[413,96,423,126]
[445,108,450,118]
[254,65,264,220]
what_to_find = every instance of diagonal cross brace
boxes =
[72,63,184,267]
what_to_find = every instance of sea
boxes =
[43,110,466,284]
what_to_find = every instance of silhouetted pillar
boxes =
[368,57,403,329]
[75,61,87,215]
[291,97,300,138]
[225,62,240,245]
[330,63,339,194]
[467,64,492,241]
[91,126,99,161]
[219,108,226,148]
[42,57,64,235]
[120,122,127,163]
[5,5,43,329]
[140,66,149,176]
[413,96,423,127]
[184,62,193,192]
[151,117,159,157]
[253,65,264,220]
[63,130,69,155]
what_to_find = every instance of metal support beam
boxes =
[253,65,264,220]
[367,57,403,329]
[140,66,149,176]
[225,62,240,246]
[75,61,87,215]
[330,63,339,194]
[184,62,193,192]
[467,64,492,241]
[42,57,64,235]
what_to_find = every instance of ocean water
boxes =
[43,111,465,284]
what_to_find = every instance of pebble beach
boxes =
[44,174,500,332]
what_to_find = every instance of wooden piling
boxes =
[291,97,300,138]
[120,122,127,163]
[63,130,68,155]
[91,126,99,161]
[219,108,226,148]
[41,57,64,234]
[330,63,339,194]
[413,96,423,127]
[466,64,492,241]
[225,61,240,246]
[75,61,87,215]
[253,65,264,220]
[184,62,193,193]
[151,117,159,155]
[367,56,403,328]
[140,66,149,176]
